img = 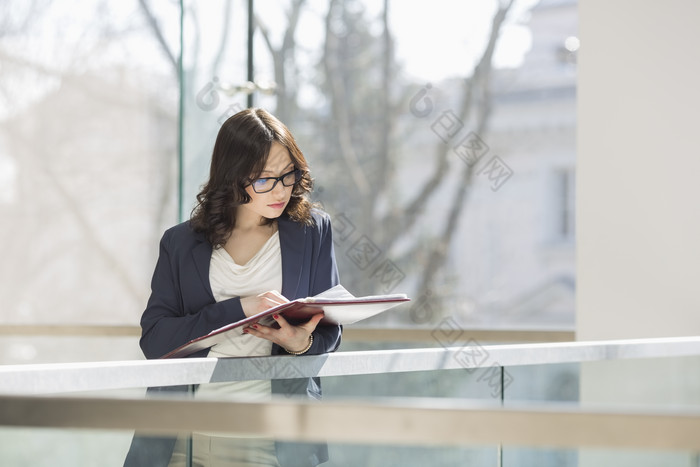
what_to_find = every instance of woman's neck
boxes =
[234,208,265,231]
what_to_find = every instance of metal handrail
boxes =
[1,394,700,450]
[1,335,699,395]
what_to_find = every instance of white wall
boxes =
[578,0,700,340]
[578,1,700,465]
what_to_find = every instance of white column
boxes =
[578,1,700,465]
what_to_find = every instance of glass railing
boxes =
[1,334,700,466]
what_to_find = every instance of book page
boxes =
[303,284,408,303]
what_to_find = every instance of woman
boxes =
[124,108,342,467]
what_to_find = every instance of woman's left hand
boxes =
[243,312,323,353]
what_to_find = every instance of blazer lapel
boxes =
[279,215,306,299]
[192,233,215,301]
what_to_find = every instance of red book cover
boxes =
[161,285,410,359]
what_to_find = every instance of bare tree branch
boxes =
[323,0,370,196]
[413,0,514,314]
[380,0,512,251]
[372,0,395,218]
[138,0,178,77]
[255,0,305,122]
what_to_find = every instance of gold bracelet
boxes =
[285,334,313,355]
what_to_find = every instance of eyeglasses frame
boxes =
[248,168,303,194]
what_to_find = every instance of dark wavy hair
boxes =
[190,108,314,247]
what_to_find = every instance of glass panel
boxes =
[503,362,579,404]
[502,356,700,466]
[0,426,498,467]
[181,0,577,331]
[0,1,180,364]
[0,427,135,467]
[578,353,700,467]
[143,379,501,466]
[579,356,700,411]
[502,362,580,466]
[321,344,503,464]
[324,442,498,467]
[577,449,700,467]
[323,368,504,400]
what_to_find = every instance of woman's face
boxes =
[238,142,295,224]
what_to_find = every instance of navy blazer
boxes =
[139,208,342,361]
[124,209,341,467]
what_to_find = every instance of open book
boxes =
[161,285,410,358]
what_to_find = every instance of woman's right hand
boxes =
[240,290,289,317]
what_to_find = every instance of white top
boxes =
[197,231,282,403]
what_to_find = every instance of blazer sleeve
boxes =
[139,229,247,360]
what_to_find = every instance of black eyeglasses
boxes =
[249,169,303,193]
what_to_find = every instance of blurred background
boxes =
[3,1,700,466]
[0,0,576,364]
[0,0,581,465]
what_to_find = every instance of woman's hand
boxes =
[240,290,288,318]
[244,312,323,354]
